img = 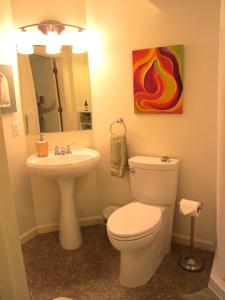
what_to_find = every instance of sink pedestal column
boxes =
[58,178,82,250]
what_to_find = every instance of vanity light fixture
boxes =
[16,20,87,55]
[72,30,88,54]
[45,31,62,54]
[17,29,34,54]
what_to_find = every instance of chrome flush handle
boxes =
[129,167,135,173]
[160,154,170,162]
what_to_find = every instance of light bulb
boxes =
[16,29,34,54]
[45,31,61,54]
[72,30,87,54]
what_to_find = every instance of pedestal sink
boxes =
[26,148,101,250]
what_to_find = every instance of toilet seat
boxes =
[107,202,161,240]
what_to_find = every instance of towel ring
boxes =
[110,117,126,135]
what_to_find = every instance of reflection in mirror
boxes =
[18,46,92,134]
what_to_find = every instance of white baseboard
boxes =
[20,216,103,244]
[20,227,38,245]
[79,216,104,226]
[173,233,216,252]
[36,223,59,235]
[209,277,225,300]
[208,256,225,300]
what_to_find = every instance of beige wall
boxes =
[0,0,36,236]
[8,0,219,249]
[0,0,29,298]
[11,0,100,235]
[86,0,219,249]
[11,0,86,29]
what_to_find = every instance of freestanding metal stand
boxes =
[178,207,204,272]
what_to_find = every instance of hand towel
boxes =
[110,134,127,178]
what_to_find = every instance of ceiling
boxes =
[148,0,209,11]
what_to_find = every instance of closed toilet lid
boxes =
[107,202,161,238]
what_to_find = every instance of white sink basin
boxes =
[26,148,101,179]
[26,148,101,250]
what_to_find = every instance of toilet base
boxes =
[107,206,173,287]
[119,237,166,288]
[117,207,172,287]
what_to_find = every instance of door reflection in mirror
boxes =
[29,55,63,132]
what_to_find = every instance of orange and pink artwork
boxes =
[132,45,183,114]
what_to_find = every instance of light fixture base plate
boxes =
[38,20,65,35]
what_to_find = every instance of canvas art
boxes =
[132,45,183,114]
[0,65,17,113]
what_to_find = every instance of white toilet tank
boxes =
[128,156,179,206]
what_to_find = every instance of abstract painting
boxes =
[132,45,183,114]
[0,64,17,113]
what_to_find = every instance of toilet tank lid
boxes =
[128,156,179,170]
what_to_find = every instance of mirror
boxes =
[18,46,92,134]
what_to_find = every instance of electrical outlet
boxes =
[11,121,20,136]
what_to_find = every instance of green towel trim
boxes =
[181,288,219,300]
[110,134,127,178]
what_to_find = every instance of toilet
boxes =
[107,156,179,288]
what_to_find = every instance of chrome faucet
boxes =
[54,142,75,155]
[61,147,67,155]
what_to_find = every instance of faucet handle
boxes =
[66,145,72,154]
[54,145,61,155]
[66,142,76,154]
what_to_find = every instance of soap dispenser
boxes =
[36,134,48,157]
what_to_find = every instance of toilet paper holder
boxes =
[178,201,204,272]
[197,201,203,212]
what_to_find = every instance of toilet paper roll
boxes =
[179,199,202,217]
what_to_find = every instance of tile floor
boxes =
[22,225,214,300]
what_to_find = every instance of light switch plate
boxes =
[11,121,20,136]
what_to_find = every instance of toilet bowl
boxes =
[106,156,179,287]
[107,202,162,287]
